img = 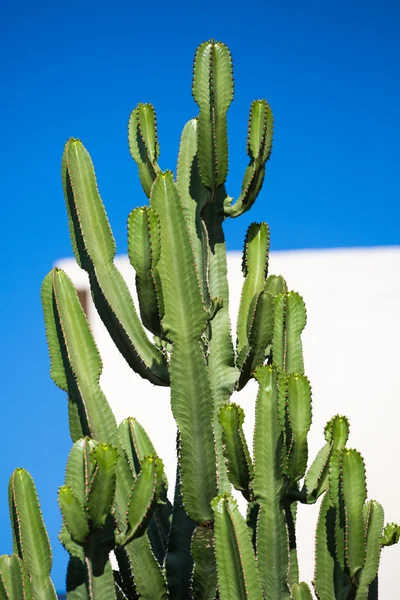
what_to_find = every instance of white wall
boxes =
[57,247,400,598]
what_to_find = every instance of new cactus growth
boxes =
[1,39,398,599]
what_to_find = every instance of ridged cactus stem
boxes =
[3,37,395,600]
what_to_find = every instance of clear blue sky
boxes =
[1,0,399,591]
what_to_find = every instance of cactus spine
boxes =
[1,40,399,599]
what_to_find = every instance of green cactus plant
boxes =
[1,39,399,600]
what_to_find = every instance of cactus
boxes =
[1,39,399,599]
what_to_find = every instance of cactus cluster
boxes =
[1,40,399,600]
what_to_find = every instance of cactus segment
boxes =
[291,582,313,599]
[329,451,347,578]
[87,444,119,530]
[313,493,337,600]
[226,100,273,218]
[117,536,168,600]
[170,341,217,523]
[176,119,211,309]
[302,444,331,503]
[219,404,253,499]
[273,292,306,374]
[253,366,284,500]
[119,418,159,476]
[265,274,287,296]
[58,486,89,544]
[237,287,275,389]
[0,554,33,600]
[355,501,384,599]
[286,374,312,483]
[8,469,57,599]
[253,366,290,598]
[65,439,97,507]
[128,103,160,197]
[211,495,263,600]
[325,414,350,449]
[302,415,350,503]
[236,223,270,359]
[128,207,163,336]
[118,418,171,564]
[341,449,367,577]
[62,139,169,386]
[190,526,217,600]
[44,268,119,446]
[150,171,207,342]
[381,522,400,547]
[192,40,233,191]
[118,455,163,546]
[202,196,238,493]
[150,171,217,521]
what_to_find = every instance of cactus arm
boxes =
[118,418,158,475]
[313,488,351,599]
[87,444,119,530]
[273,292,306,374]
[169,342,217,522]
[313,493,337,600]
[236,223,270,359]
[341,449,367,578]
[62,139,169,386]
[301,444,331,503]
[381,522,400,547]
[225,100,273,218]
[128,207,163,337]
[211,495,263,600]
[0,554,34,600]
[128,103,160,197]
[45,268,119,446]
[330,451,348,570]
[58,487,89,545]
[116,420,170,587]
[61,441,94,597]
[65,439,97,507]
[149,171,208,342]
[302,415,350,504]
[286,374,312,483]
[355,501,384,600]
[202,197,238,493]
[190,526,217,600]
[116,537,168,600]
[237,288,275,390]
[192,40,233,191]
[116,456,163,546]
[41,272,68,392]
[150,172,217,522]
[190,53,238,477]
[219,404,253,499]
[291,582,313,600]
[47,273,166,593]
[41,272,87,442]
[118,417,171,562]
[8,469,57,600]
[253,366,290,599]
[176,118,210,308]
